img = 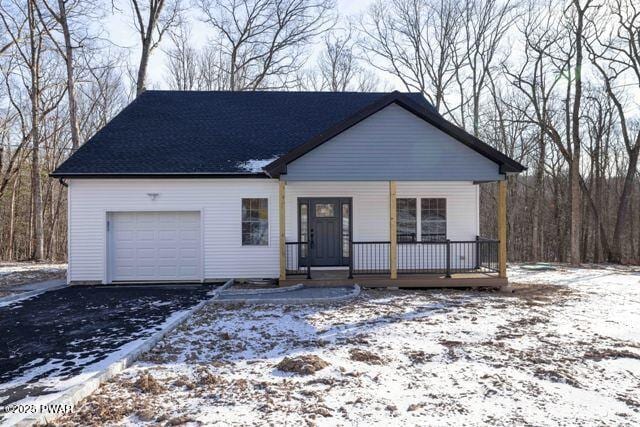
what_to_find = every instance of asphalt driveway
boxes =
[0,284,214,407]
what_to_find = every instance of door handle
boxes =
[310,228,314,249]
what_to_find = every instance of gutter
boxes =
[48,172,271,179]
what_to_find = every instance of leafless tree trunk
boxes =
[40,0,81,150]
[27,0,44,260]
[7,175,20,260]
[567,0,592,265]
[128,0,182,95]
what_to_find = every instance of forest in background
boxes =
[0,0,639,265]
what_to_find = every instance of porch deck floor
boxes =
[281,270,507,288]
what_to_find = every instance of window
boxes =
[315,203,335,217]
[421,198,446,241]
[300,203,308,257]
[397,198,417,242]
[342,203,350,257]
[242,198,268,245]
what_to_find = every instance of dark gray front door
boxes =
[300,198,351,267]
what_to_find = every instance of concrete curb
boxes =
[213,284,361,305]
[13,279,234,427]
[220,283,304,296]
[0,283,68,308]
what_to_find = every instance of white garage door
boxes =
[109,211,202,282]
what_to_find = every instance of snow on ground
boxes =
[55,265,640,426]
[0,308,194,426]
[0,262,66,290]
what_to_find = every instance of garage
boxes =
[108,211,202,282]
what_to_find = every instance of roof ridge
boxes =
[141,90,423,95]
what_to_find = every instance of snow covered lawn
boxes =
[57,265,640,426]
[0,262,66,294]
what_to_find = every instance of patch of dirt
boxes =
[405,350,435,364]
[275,355,329,375]
[507,283,577,304]
[196,367,226,387]
[57,393,155,425]
[133,372,165,394]
[349,348,385,365]
[533,367,582,389]
[584,349,640,361]
[407,402,427,412]
[166,415,198,425]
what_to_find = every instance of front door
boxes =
[299,198,351,267]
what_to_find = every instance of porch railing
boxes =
[349,237,499,277]
[285,237,498,280]
[351,241,391,275]
[285,241,311,278]
[476,236,499,272]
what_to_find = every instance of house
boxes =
[51,91,526,287]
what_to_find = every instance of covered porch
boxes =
[278,180,508,288]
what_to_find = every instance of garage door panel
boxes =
[180,248,198,258]
[178,268,198,277]
[158,247,179,258]
[110,212,201,282]
[157,266,178,276]
[180,230,200,240]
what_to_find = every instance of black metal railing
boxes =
[350,241,390,276]
[285,242,311,278]
[476,236,499,272]
[286,237,498,279]
[397,240,449,274]
[349,237,499,277]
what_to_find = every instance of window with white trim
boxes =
[421,198,446,241]
[397,198,417,242]
[242,198,268,245]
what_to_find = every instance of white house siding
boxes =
[396,182,479,270]
[396,182,479,240]
[68,179,280,283]
[284,181,479,271]
[68,179,479,282]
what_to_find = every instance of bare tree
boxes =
[127,0,183,95]
[1,0,47,260]
[301,28,381,92]
[457,0,519,135]
[586,0,640,262]
[36,0,95,151]
[566,0,593,265]
[197,43,231,90]
[359,0,463,116]
[164,19,198,90]
[197,0,335,91]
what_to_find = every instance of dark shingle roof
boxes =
[52,91,438,177]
